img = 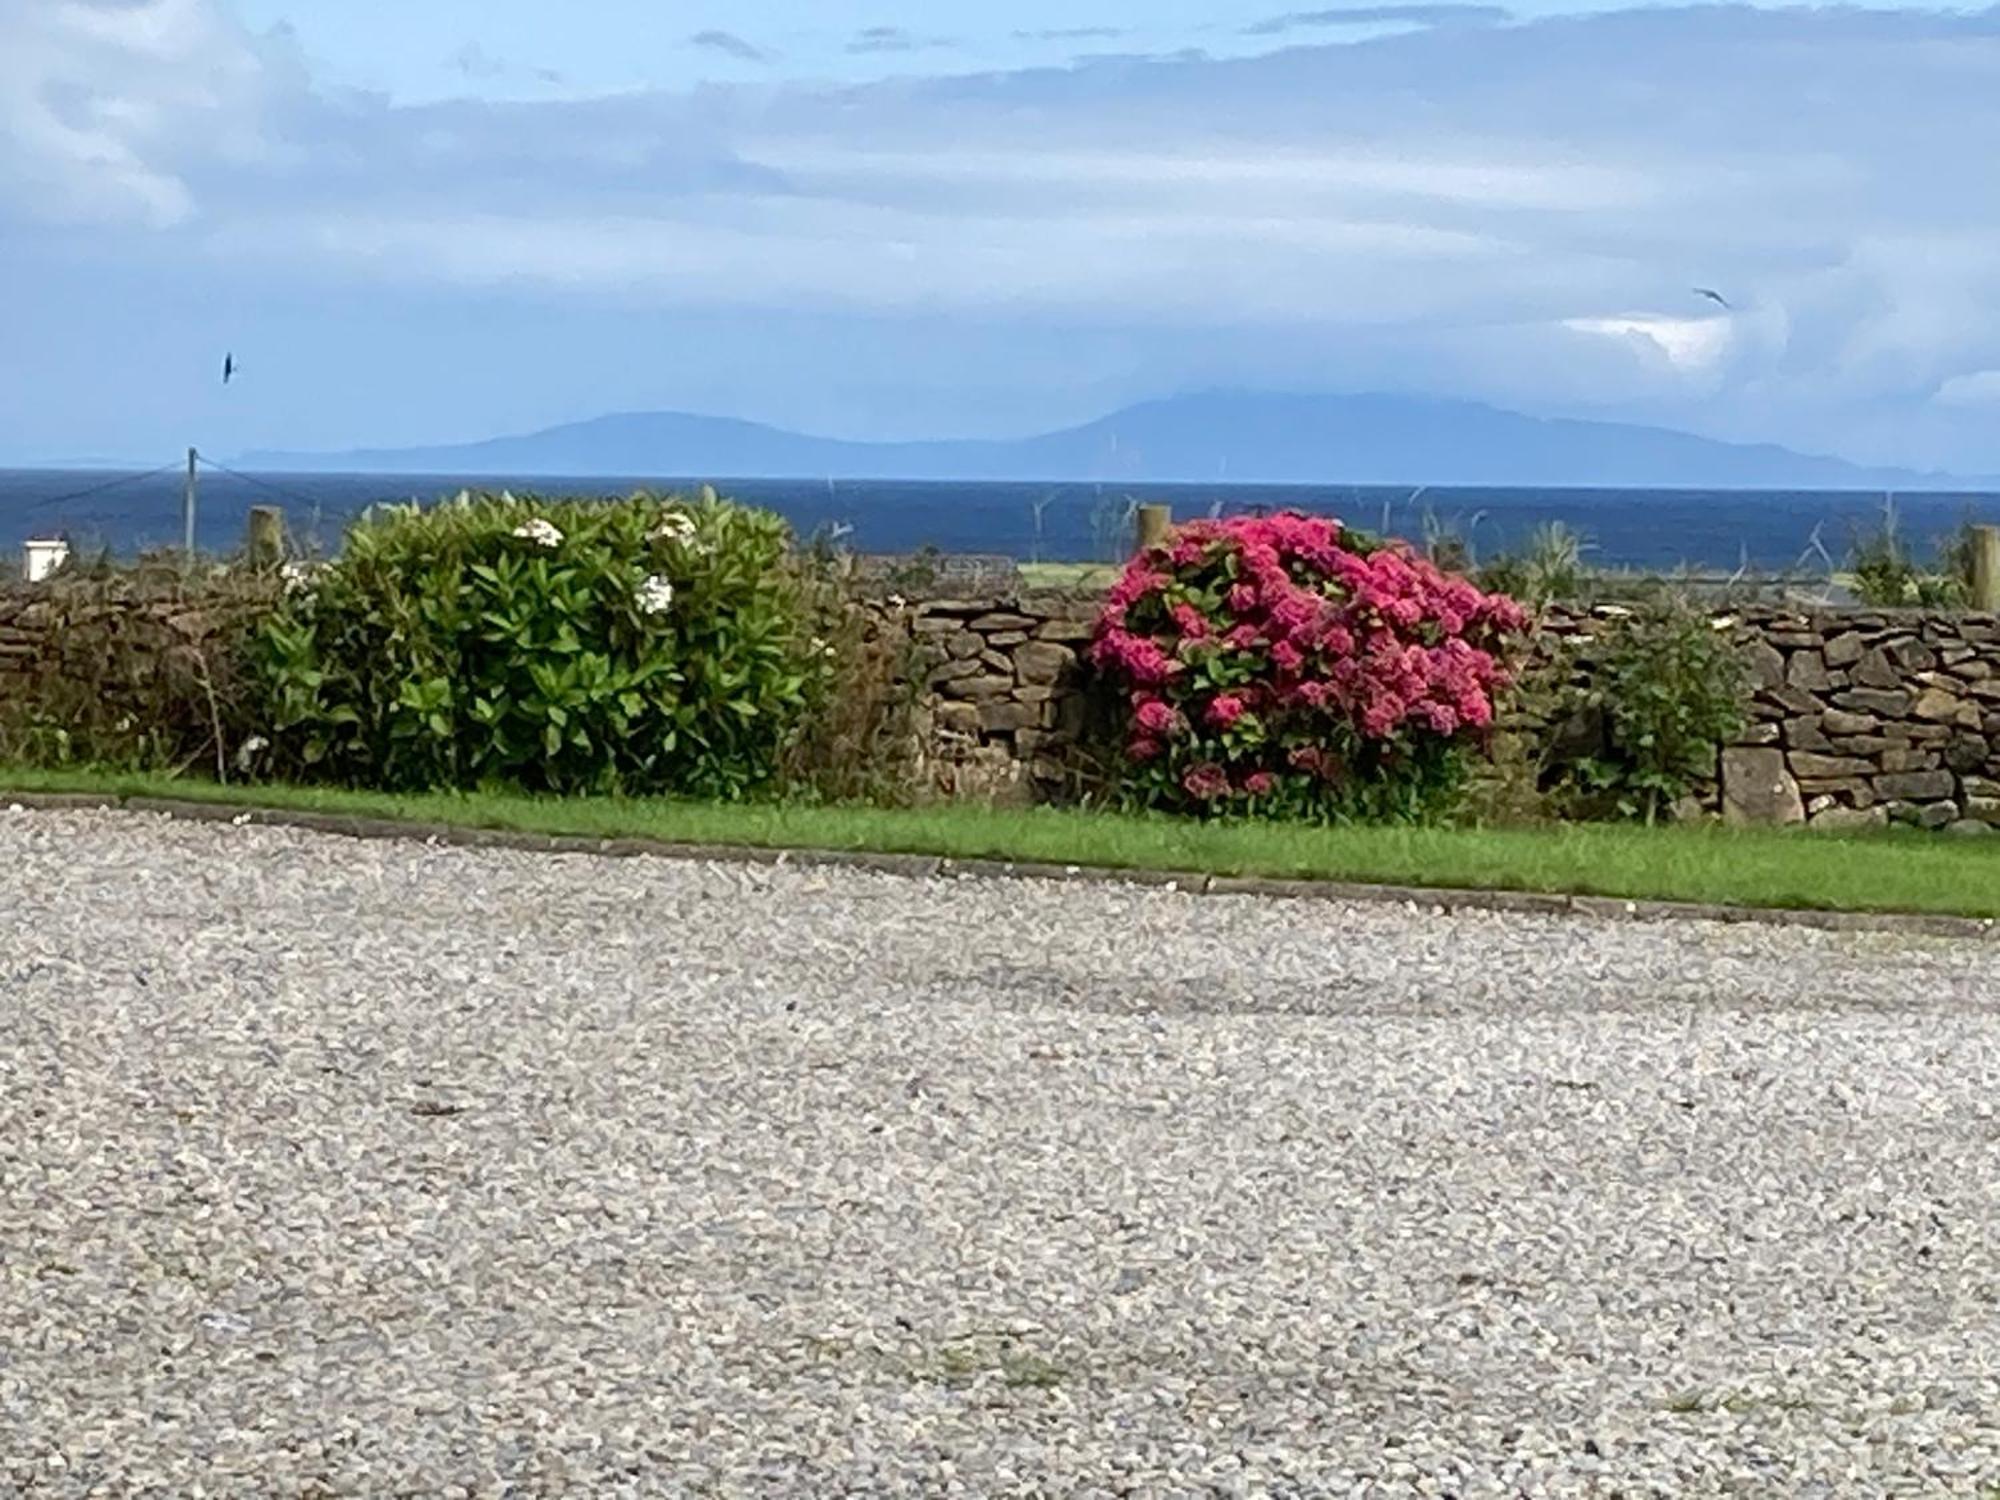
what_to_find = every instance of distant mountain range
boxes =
[245,391,1978,490]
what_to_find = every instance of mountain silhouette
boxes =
[245,391,1970,489]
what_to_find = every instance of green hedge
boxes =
[253,492,830,797]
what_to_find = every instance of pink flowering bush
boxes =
[1091,510,1528,820]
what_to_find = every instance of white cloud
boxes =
[9,1,2000,469]
[1565,315,1734,371]
[239,202,1515,324]
[755,142,1645,212]
[0,0,290,226]
[1936,370,2000,408]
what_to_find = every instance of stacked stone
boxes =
[884,593,2000,827]
[901,593,1097,802]
[15,568,2000,833]
[0,591,38,696]
[1722,609,2000,833]
[0,587,244,686]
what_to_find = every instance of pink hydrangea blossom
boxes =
[1182,763,1231,800]
[1243,771,1276,796]
[1106,567,1168,610]
[1092,629,1179,687]
[1092,507,1526,806]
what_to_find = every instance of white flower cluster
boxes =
[512,518,564,549]
[650,510,714,558]
[637,574,676,615]
[649,512,696,545]
[279,560,317,595]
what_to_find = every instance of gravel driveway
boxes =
[4,808,2000,1497]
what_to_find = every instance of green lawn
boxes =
[5,767,1997,920]
[1017,562,1120,591]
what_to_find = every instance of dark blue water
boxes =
[5,466,1998,572]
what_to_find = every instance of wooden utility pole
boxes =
[1135,503,1171,553]
[246,506,283,567]
[182,447,198,556]
[1972,524,2000,612]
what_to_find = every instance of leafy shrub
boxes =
[884,544,944,593]
[1543,597,1749,823]
[1089,511,1527,821]
[1419,506,1484,576]
[1477,521,1590,610]
[252,491,829,797]
[0,557,278,776]
[1847,503,1971,608]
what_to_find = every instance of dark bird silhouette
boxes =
[222,353,236,385]
[1692,287,1731,310]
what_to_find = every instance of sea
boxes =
[5,466,2000,574]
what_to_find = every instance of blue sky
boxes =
[5,0,2000,473]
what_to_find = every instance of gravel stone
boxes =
[4,808,2000,1497]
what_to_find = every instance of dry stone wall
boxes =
[885,593,2000,829]
[1716,606,2000,832]
[1523,603,2000,831]
[10,576,2000,831]
[885,592,1100,802]
[0,584,256,698]
[0,593,36,699]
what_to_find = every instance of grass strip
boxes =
[5,766,1997,921]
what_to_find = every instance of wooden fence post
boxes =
[1135,503,1171,554]
[246,506,284,568]
[1971,524,2000,612]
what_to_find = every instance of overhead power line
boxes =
[15,462,182,514]
[193,453,326,510]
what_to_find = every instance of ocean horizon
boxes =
[5,465,1999,574]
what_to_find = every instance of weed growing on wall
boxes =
[1544,597,1750,823]
[780,534,925,804]
[1847,502,1976,608]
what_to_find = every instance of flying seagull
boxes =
[222,353,236,385]
[1692,287,1731,310]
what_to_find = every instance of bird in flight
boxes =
[1692,287,1732,310]
[222,353,236,385]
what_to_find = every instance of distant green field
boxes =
[7,768,1997,921]
[1017,562,1119,590]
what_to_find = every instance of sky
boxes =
[4,0,2000,473]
